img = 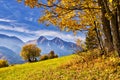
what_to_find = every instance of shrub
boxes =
[40,54,49,61]
[48,51,55,59]
[77,49,101,62]
[54,54,58,58]
[0,60,9,68]
[40,51,58,61]
[48,51,58,59]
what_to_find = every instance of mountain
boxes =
[27,36,81,56]
[0,0,84,64]
[0,34,24,64]
[0,34,81,64]
[0,34,24,54]
[0,46,23,64]
[37,36,48,44]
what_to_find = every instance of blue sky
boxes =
[0,0,85,42]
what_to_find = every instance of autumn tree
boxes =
[48,51,58,59]
[48,51,55,59]
[76,39,82,52]
[0,60,8,68]
[75,38,86,52]
[98,0,114,52]
[97,0,120,55]
[85,29,98,50]
[18,0,120,56]
[20,44,41,62]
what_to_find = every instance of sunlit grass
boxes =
[0,50,120,80]
[0,55,75,80]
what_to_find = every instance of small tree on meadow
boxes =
[0,60,8,68]
[48,51,55,59]
[48,51,58,59]
[20,44,41,62]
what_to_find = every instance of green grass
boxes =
[0,55,75,80]
[0,51,120,80]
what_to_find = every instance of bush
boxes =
[48,51,58,59]
[0,60,9,68]
[54,54,58,58]
[40,51,58,61]
[77,49,101,62]
[48,51,55,59]
[40,54,49,61]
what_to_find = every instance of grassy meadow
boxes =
[0,50,120,80]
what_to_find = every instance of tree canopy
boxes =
[20,44,41,62]
[18,0,120,56]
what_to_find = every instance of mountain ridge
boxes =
[0,34,81,64]
[0,46,23,64]
[27,36,81,56]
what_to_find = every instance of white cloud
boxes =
[0,25,85,42]
[0,18,15,22]
[0,25,29,32]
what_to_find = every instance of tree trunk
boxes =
[110,8,120,56]
[101,0,120,56]
[98,0,114,52]
[28,58,32,62]
[117,0,120,32]
[94,21,105,55]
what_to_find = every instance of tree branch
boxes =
[37,2,101,11]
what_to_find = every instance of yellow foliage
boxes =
[18,0,101,32]
[20,44,41,62]
[0,60,8,68]
[109,0,113,2]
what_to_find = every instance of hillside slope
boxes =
[0,55,75,80]
[0,51,120,80]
